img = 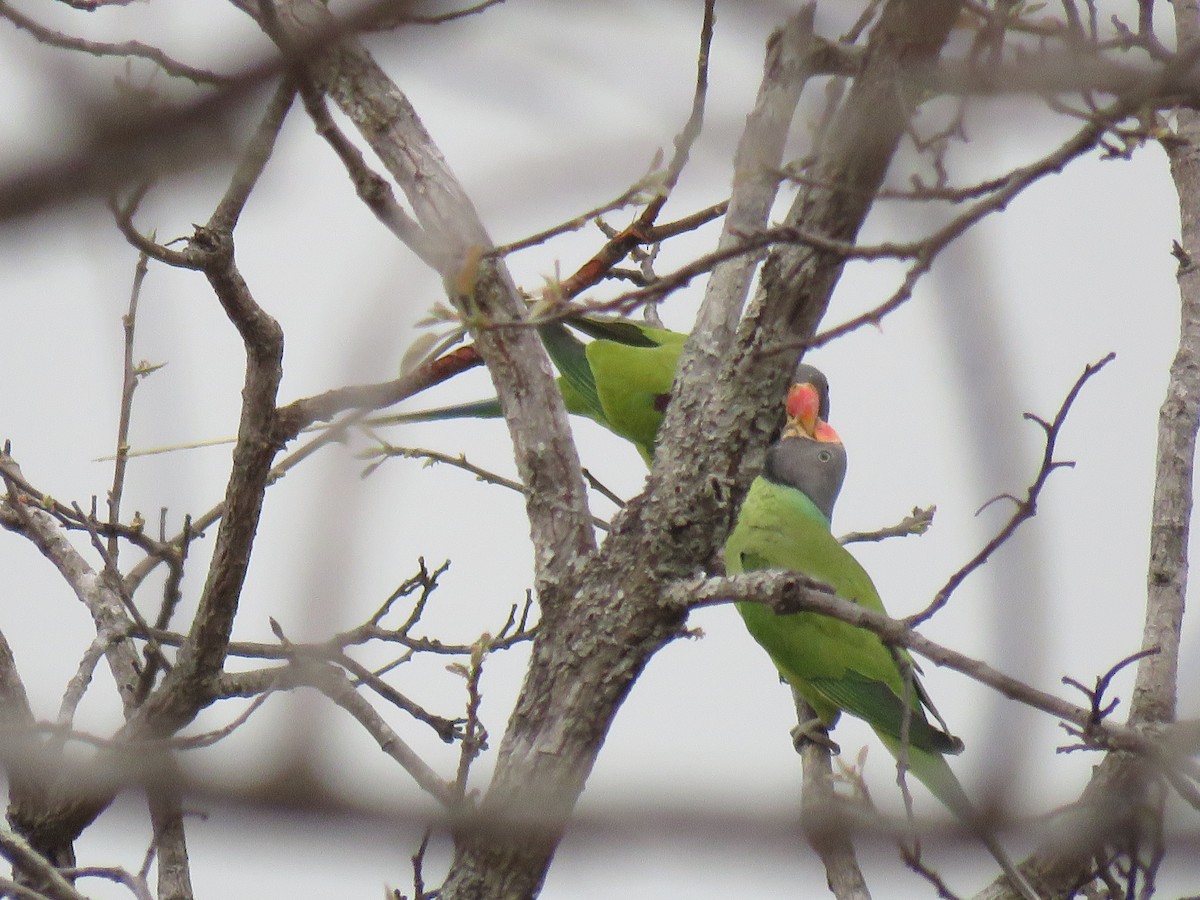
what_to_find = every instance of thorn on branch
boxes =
[1171,239,1193,275]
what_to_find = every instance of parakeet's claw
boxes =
[791,719,841,755]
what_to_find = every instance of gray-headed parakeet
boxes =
[395,317,829,465]
[725,389,1039,900]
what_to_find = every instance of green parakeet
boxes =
[725,395,1039,900]
[394,317,829,465]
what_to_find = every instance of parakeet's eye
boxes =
[817,449,833,463]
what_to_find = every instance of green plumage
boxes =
[397,318,831,467]
[727,475,961,758]
[543,320,685,464]
[726,435,1039,900]
[395,318,685,464]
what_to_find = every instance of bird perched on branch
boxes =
[725,381,1040,900]
[393,316,829,465]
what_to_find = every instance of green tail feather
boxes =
[886,739,1040,900]
[377,397,503,424]
[389,316,682,462]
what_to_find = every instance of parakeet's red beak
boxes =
[783,381,840,443]
[811,419,841,443]
[784,382,822,439]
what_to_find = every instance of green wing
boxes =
[727,469,1040,900]
[394,317,686,464]
[726,477,959,756]
[538,323,607,423]
[583,326,685,464]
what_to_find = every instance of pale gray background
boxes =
[0,1,1194,896]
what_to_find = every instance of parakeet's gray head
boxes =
[763,430,847,521]
[791,362,830,421]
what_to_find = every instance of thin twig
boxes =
[61,864,153,900]
[303,661,458,808]
[0,1,227,84]
[361,440,610,532]
[55,635,110,738]
[107,250,151,564]
[450,638,490,799]
[337,652,463,743]
[368,0,506,28]
[290,53,440,268]
[210,79,295,233]
[489,180,663,259]
[581,469,625,508]
[839,506,935,545]
[908,352,1114,627]
[552,0,715,301]
[1060,649,1161,752]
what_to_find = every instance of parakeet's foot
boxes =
[791,719,840,754]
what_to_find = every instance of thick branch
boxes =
[690,4,828,351]
[255,0,596,598]
[796,693,872,900]
[0,828,88,900]
[438,5,969,898]
[146,761,194,900]
[1134,102,1200,726]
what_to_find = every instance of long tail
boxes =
[380,319,622,429]
[370,397,503,426]
[889,740,1041,900]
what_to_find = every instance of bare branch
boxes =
[0,827,89,900]
[0,0,227,84]
[254,0,597,597]
[358,441,611,532]
[679,570,1152,758]
[285,39,440,268]
[795,694,873,899]
[145,774,192,900]
[439,6,972,897]
[63,862,154,900]
[106,250,150,564]
[840,506,936,546]
[210,79,296,233]
[690,4,826,354]
[377,0,507,28]
[0,455,143,702]
[1131,76,1200,726]
[909,352,1114,626]
[545,0,716,304]
[302,661,459,808]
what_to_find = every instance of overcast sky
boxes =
[1,1,1197,897]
